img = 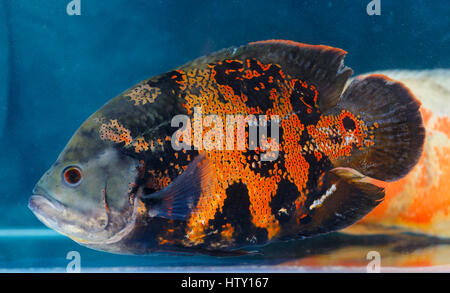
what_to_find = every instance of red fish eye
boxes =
[63,166,83,186]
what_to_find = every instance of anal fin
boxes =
[299,167,385,237]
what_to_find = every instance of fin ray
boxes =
[141,155,216,221]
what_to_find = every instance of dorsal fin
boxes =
[177,40,353,112]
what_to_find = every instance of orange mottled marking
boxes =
[99,119,133,146]
[133,137,150,153]
[126,82,161,105]
[99,119,151,153]
[221,223,235,242]
[146,170,172,191]
[172,58,375,245]
[401,145,450,224]
[137,200,147,215]
[307,110,373,163]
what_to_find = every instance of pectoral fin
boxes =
[141,155,217,221]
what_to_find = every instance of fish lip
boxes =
[28,194,65,214]
[29,184,66,214]
[28,194,68,236]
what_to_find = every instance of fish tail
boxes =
[335,74,425,182]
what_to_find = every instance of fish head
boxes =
[28,114,141,247]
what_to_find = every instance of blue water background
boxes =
[0,0,449,270]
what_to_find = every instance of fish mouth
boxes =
[28,194,65,227]
[28,194,93,241]
[29,194,65,217]
[28,189,141,246]
[28,190,110,243]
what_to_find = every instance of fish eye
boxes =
[62,166,83,187]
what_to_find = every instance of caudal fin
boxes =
[335,74,425,182]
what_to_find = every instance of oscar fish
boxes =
[29,40,425,255]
